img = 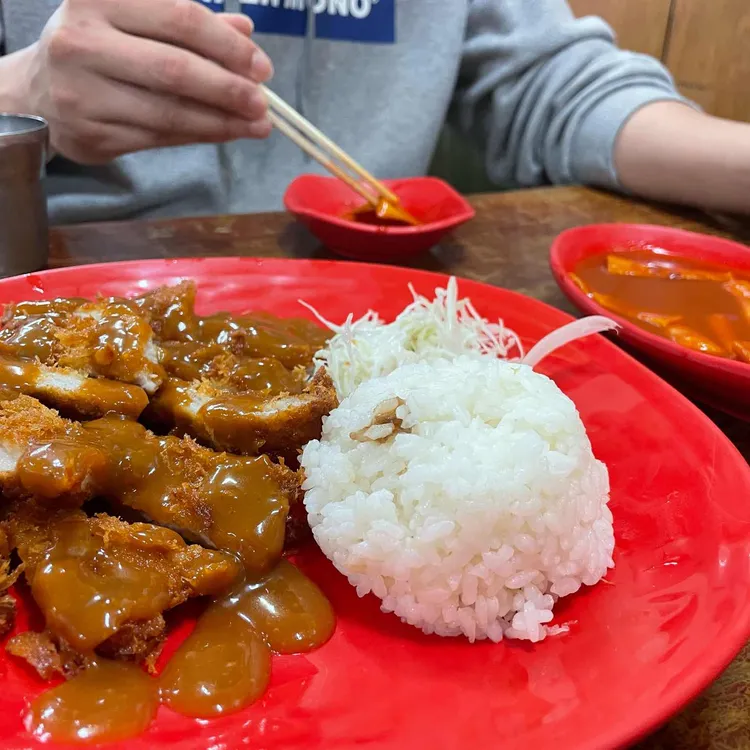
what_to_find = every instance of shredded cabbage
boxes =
[300,278,524,397]
[300,277,618,398]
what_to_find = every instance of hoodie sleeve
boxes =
[451,0,692,190]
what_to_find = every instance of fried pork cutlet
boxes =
[0,297,165,393]
[0,525,21,638]
[132,280,198,342]
[0,392,110,502]
[7,631,90,680]
[0,394,301,572]
[145,368,338,457]
[134,281,331,369]
[0,352,149,420]
[136,282,337,456]
[4,505,241,677]
[160,342,308,394]
[0,392,76,496]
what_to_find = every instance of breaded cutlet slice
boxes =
[0,352,148,420]
[132,280,197,341]
[159,340,308,394]
[6,631,91,680]
[145,367,338,457]
[0,392,73,493]
[0,297,165,393]
[134,281,330,369]
[0,392,110,502]
[4,618,167,678]
[4,505,241,676]
[0,394,302,572]
[0,526,21,638]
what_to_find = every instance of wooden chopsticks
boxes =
[261,85,399,210]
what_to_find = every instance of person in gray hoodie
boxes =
[0,0,748,225]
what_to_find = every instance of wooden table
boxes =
[50,186,750,749]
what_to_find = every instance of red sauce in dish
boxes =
[343,198,420,227]
[573,250,750,362]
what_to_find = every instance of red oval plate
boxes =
[550,223,750,420]
[283,175,475,262]
[2,258,750,750]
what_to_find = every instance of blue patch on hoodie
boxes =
[240,2,308,37]
[196,0,225,10]
[238,1,395,44]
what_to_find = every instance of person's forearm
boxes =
[0,46,36,114]
[615,101,750,214]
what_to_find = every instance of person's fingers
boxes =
[220,13,254,37]
[74,75,270,141]
[75,28,269,120]
[54,118,269,165]
[52,122,176,164]
[121,121,272,151]
[100,0,272,82]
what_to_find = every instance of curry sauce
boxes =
[26,559,333,742]
[573,250,750,362]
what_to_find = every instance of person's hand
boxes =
[21,0,274,164]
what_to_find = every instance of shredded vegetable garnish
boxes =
[300,278,618,398]
[521,316,619,368]
[300,278,524,397]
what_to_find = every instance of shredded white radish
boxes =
[300,277,524,398]
[522,316,619,368]
[300,279,618,398]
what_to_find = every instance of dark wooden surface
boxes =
[49,186,750,749]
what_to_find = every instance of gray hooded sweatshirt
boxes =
[0,0,684,225]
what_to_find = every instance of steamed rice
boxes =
[301,356,614,643]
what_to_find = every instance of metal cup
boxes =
[0,114,49,277]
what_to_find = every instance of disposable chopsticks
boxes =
[261,85,399,210]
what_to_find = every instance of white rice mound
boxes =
[301,356,614,643]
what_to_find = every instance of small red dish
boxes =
[283,175,475,261]
[550,223,750,420]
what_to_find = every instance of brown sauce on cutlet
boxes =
[11,510,240,654]
[0,282,337,744]
[160,341,306,394]
[146,368,337,459]
[0,352,46,389]
[0,353,149,419]
[15,416,295,572]
[0,298,83,362]
[199,312,330,368]
[0,297,164,387]
[72,300,162,385]
[30,519,177,651]
[134,282,330,368]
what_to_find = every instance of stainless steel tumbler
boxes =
[0,114,49,277]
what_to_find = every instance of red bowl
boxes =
[283,175,475,262]
[550,223,750,420]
